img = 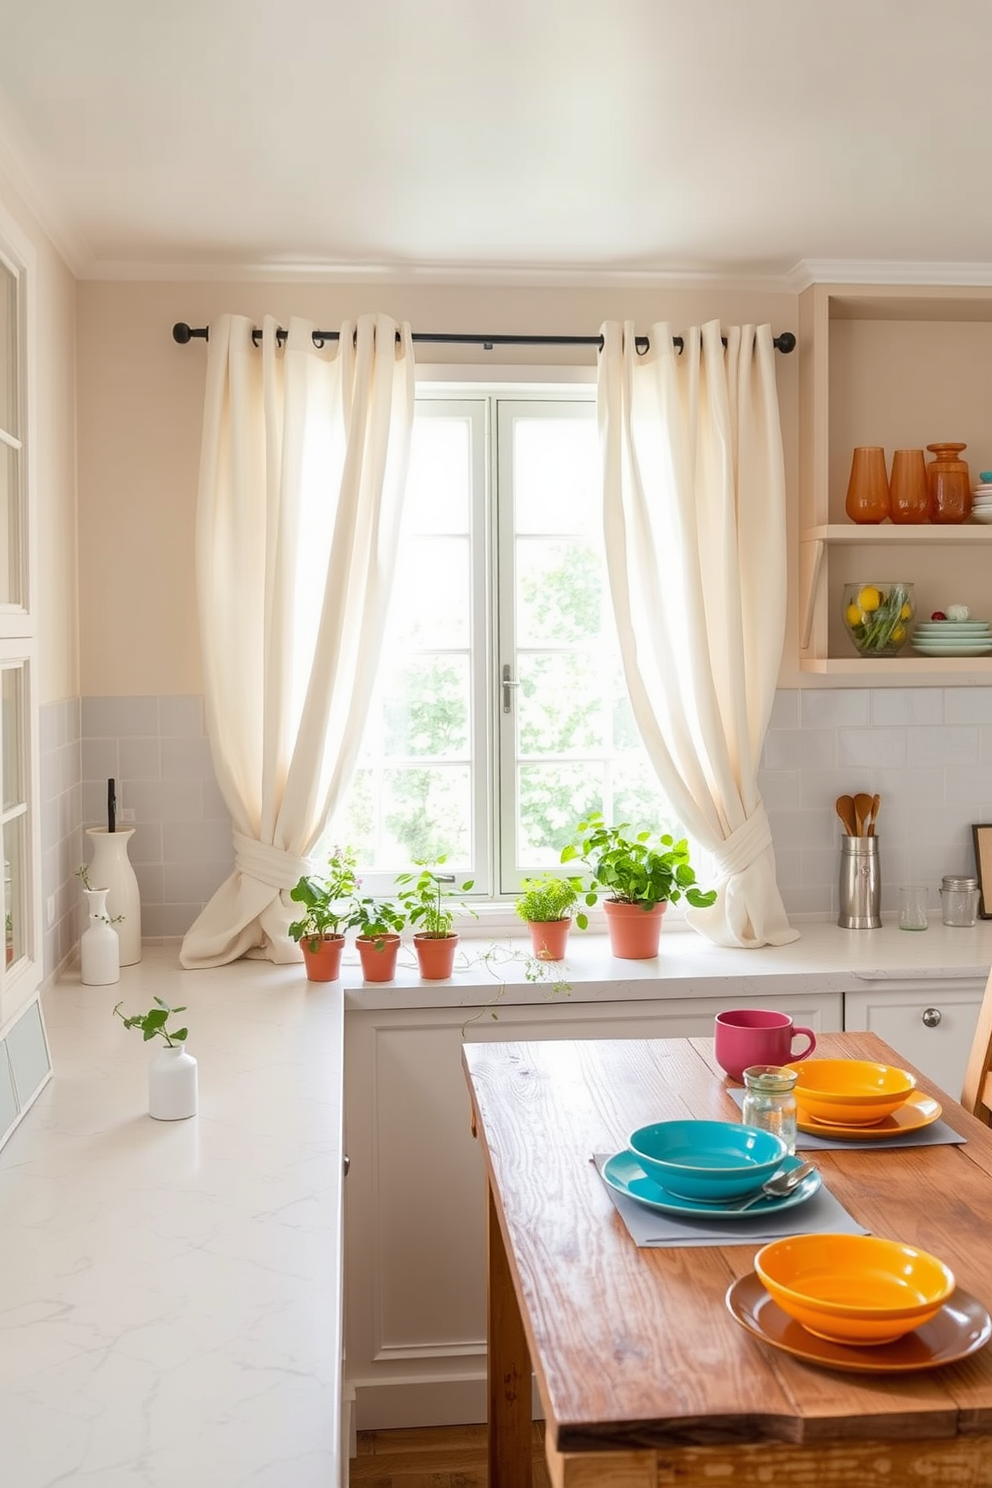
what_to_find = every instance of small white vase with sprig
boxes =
[76,864,123,986]
[114,995,197,1120]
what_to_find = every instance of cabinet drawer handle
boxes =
[922,1007,942,1028]
[343,1154,351,1176]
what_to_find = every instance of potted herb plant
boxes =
[395,859,475,979]
[514,872,583,961]
[561,813,716,959]
[288,846,359,982]
[348,894,406,982]
[113,995,197,1120]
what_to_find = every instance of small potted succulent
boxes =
[113,995,197,1120]
[288,846,359,982]
[514,872,583,961]
[395,859,475,980]
[561,813,716,959]
[347,894,407,982]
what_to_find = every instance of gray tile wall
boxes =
[37,686,992,976]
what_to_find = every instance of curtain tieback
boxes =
[710,806,773,878]
[233,832,311,891]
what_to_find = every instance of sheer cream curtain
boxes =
[598,319,798,949]
[181,312,415,968]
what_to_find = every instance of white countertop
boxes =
[0,947,345,1488]
[4,918,992,1487]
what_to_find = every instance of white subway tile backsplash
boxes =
[800,689,870,728]
[907,726,980,767]
[871,688,945,725]
[35,684,992,968]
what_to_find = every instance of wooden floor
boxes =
[350,1422,553,1487]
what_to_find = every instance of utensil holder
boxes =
[838,836,881,929]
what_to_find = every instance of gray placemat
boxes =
[726,1087,966,1150]
[593,1154,869,1248]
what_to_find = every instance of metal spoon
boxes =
[723,1159,818,1211]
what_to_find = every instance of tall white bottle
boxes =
[86,827,142,964]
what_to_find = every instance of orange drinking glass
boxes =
[888,449,929,524]
[845,446,890,523]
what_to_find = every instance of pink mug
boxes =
[714,1008,817,1082]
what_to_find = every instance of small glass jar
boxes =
[940,875,980,927]
[742,1065,798,1154]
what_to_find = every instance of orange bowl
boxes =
[786,1058,916,1126]
[755,1233,955,1345]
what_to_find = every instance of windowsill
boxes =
[340,918,992,1012]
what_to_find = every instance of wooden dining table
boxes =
[461,1030,992,1488]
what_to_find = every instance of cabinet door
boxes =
[844,980,985,1097]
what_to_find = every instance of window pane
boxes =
[382,766,471,864]
[517,763,602,863]
[382,655,470,758]
[515,538,603,646]
[513,418,599,535]
[0,441,20,606]
[389,537,470,648]
[2,665,23,810]
[3,813,25,966]
[0,260,16,438]
[404,417,471,533]
[518,653,603,755]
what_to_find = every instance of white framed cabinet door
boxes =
[844,979,986,1099]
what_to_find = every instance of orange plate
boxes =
[727,1272,991,1373]
[796,1091,941,1141]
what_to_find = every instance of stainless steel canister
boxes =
[838,836,881,929]
[940,874,980,927]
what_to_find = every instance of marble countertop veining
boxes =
[0,947,345,1488]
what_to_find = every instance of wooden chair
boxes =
[962,966,992,1125]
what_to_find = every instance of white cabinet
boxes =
[798,283,992,680]
[343,989,843,1431]
[844,978,985,1098]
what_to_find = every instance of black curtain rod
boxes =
[172,322,797,355]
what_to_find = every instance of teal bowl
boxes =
[627,1119,788,1201]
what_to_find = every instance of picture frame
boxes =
[971,824,992,919]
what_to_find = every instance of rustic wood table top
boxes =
[462,1030,992,1488]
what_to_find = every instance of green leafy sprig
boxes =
[113,995,188,1046]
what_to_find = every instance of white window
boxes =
[329,386,679,899]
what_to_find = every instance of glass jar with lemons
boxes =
[842,582,915,657]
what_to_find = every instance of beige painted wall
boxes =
[0,175,78,705]
[75,278,799,696]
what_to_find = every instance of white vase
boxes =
[148,1042,198,1120]
[86,827,141,964]
[80,887,120,985]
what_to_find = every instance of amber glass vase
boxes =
[926,442,971,523]
[888,449,930,524]
[844,446,890,523]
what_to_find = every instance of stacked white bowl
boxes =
[972,472,992,523]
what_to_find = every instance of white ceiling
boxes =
[1,0,991,285]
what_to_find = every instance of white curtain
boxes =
[181,312,415,967]
[598,319,798,949]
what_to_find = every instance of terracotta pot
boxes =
[299,933,345,983]
[356,933,402,982]
[604,900,667,959]
[526,918,571,961]
[414,933,459,980]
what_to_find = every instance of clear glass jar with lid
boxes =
[741,1065,798,1154]
[940,875,980,927]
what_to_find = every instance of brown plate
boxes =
[796,1091,942,1140]
[726,1271,991,1374]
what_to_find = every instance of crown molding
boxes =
[0,92,91,276]
[788,259,992,292]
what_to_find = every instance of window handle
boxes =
[501,664,520,714]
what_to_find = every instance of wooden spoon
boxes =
[835,795,857,836]
[867,793,880,836]
[854,792,874,837]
